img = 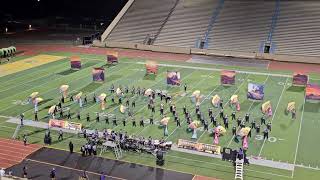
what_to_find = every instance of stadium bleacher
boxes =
[206,0,275,53]
[106,0,176,44]
[272,1,320,57]
[103,0,320,59]
[154,0,220,48]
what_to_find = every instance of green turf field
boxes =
[0,52,320,180]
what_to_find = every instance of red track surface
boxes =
[14,44,320,74]
[0,138,41,169]
[16,44,191,62]
[193,175,220,180]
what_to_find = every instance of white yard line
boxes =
[226,75,270,148]
[87,69,170,128]
[14,64,130,117]
[125,61,292,78]
[258,77,289,157]
[196,74,250,141]
[291,97,306,178]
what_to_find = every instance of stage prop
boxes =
[262,101,273,117]
[306,84,320,101]
[213,126,226,145]
[59,85,69,99]
[191,90,203,106]
[188,121,201,139]
[92,68,105,82]
[247,83,265,101]
[160,117,170,136]
[145,61,158,74]
[49,119,82,131]
[75,92,83,107]
[107,51,119,64]
[211,94,221,108]
[70,56,81,70]
[98,93,107,110]
[221,70,236,85]
[292,73,308,86]
[167,71,181,86]
[230,95,240,111]
[177,139,221,155]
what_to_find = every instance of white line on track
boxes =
[258,77,289,157]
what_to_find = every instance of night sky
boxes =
[0,0,128,21]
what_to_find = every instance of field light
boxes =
[5,27,8,33]
[29,24,32,30]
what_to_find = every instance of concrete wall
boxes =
[93,40,320,64]
[101,0,135,42]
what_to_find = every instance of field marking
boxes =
[0,60,109,112]
[196,73,250,141]
[25,158,127,180]
[2,63,132,120]
[125,61,292,78]
[226,75,270,148]
[0,55,65,77]
[0,61,71,93]
[291,97,306,178]
[258,77,289,157]
[136,70,209,136]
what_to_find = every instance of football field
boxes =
[0,51,320,179]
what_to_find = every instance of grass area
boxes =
[0,52,320,180]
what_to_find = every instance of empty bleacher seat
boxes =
[272,1,320,57]
[106,0,176,44]
[207,0,275,53]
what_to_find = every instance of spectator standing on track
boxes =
[100,172,106,180]
[50,168,56,180]
[69,141,74,153]
[23,134,27,146]
[0,168,5,177]
[58,129,63,141]
[81,145,85,156]
[22,166,27,178]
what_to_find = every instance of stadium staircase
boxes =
[206,0,275,53]
[154,0,221,48]
[260,0,280,54]
[272,1,320,57]
[106,0,176,44]
[201,0,224,49]
[234,159,244,180]
[150,0,180,45]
